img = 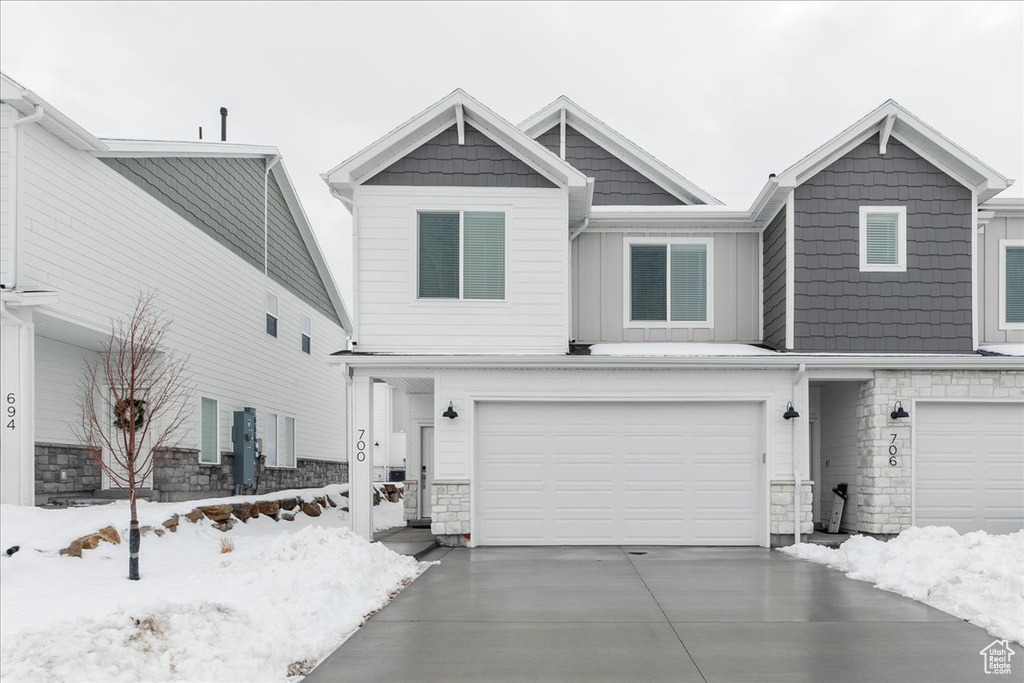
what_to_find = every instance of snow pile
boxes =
[588,342,777,357]
[0,486,427,681]
[979,344,1024,357]
[780,527,1024,644]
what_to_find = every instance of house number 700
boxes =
[888,433,898,466]
[355,429,367,462]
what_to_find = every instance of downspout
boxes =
[3,105,45,291]
[263,155,282,275]
[793,362,807,544]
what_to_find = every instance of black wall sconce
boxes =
[890,401,910,420]
[442,401,459,419]
[374,442,380,447]
[783,402,800,420]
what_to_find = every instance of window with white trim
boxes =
[281,417,296,468]
[626,238,713,326]
[199,397,219,464]
[301,315,311,354]
[859,206,907,272]
[418,211,505,300]
[264,411,278,466]
[266,293,279,337]
[1000,239,1024,330]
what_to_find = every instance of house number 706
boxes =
[888,433,898,466]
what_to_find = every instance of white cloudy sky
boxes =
[2,1,1021,306]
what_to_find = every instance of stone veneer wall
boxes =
[857,370,1024,535]
[35,443,102,497]
[769,480,813,546]
[431,480,470,546]
[403,479,419,521]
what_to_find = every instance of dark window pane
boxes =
[301,334,311,354]
[631,244,667,321]
[266,314,277,337]
[418,213,460,298]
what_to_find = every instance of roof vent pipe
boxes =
[220,107,228,142]
[769,173,776,179]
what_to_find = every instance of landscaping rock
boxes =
[324,495,338,508]
[140,526,165,538]
[281,512,295,522]
[199,505,233,522]
[58,525,121,557]
[314,496,327,508]
[162,514,180,532]
[231,503,259,522]
[256,500,280,517]
[280,497,298,512]
[299,500,321,517]
[212,519,236,532]
[185,508,205,524]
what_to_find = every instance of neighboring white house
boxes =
[326,90,1024,546]
[0,73,352,505]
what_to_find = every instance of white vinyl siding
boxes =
[200,397,219,464]
[1000,240,1024,329]
[625,238,712,327]
[859,206,907,272]
[281,417,296,468]
[417,210,506,301]
[264,411,278,466]
[266,293,279,337]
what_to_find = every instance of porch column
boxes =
[350,374,374,540]
[0,306,35,505]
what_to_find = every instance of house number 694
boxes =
[5,393,15,430]
[888,433,898,466]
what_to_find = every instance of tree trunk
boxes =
[128,491,140,581]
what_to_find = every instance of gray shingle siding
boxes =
[538,125,687,206]
[103,157,341,325]
[762,205,787,349]
[364,124,556,188]
[792,134,972,352]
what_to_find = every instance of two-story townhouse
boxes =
[327,90,1023,547]
[0,73,353,505]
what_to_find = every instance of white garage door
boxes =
[916,402,1024,534]
[475,401,762,546]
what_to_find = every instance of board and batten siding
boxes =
[979,214,1024,344]
[431,368,800,483]
[571,230,761,343]
[762,206,787,350]
[793,134,973,352]
[353,185,569,354]
[15,120,348,463]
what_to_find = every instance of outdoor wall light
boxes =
[783,402,800,420]
[442,401,459,419]
[890,401,910,420]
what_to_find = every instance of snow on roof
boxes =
[979,344,1024,357]
[588,343,778,357]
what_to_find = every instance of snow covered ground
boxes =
[0,484,429,682]
[780,527,1024,644]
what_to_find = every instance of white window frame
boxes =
[414,208,510,303]
[999,239,1024,331]
[264,411,278,467]
[281,416,297,468]
[266,293,279,337]
[623,236,714,329]
[199,396,220,465]
[263,411,298,469]
[859,206,907,273]
[301,314,312,354]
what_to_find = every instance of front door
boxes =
[420,426,434,519]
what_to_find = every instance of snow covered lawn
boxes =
[0,484,431,682]
[780,527,1024,644]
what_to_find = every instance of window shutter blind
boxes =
[670,244,708,322]
[866,212,899,265]
[463,212,505,300]
[418,213,460,298]
[200,398,218,463]
[631,245,667,321]
[1006,247,1024,324]
[282,417,296,468]
[265,413,278,466]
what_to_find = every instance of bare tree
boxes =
[74,293,193,580]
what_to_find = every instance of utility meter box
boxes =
[232,407,257,487]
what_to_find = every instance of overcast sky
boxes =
[2,1,1021,307]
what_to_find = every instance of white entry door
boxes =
[915,401,1024,534]
[475,401,763,546]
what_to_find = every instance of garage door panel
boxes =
[916,402,1024,535]
[476,401,762,546]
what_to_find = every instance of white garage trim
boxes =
[910,398,1024,531]
[467,395,772,547]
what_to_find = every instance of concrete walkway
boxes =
[307,546,1020,683]
[373,526,437,559]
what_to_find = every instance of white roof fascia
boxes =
[980,197,1024,217]
[332,352,1024,371]
[588,205,758,231]
[519,95,722,206]
[98,139,280,159]
[270,162,354,332]
[1,72,107,152]
[324,89,587,195]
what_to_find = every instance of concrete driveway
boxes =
[307,546,1020,683]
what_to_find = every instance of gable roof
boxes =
[1,71,107,152]
[519,96,721,206]
[323,89,591,225]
